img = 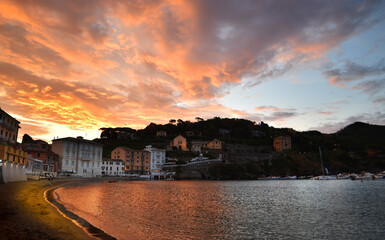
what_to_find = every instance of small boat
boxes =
[312,175,337,180]
[282,176,297,180]
[312,147,337,180]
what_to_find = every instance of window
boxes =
[66,160,69,165]
[72,161,74,166]
[37,153,40,157]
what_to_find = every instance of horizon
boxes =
[1,0,384,142]
[17,115,382,143]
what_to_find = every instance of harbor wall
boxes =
[0,161,27,183]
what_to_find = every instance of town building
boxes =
[156,130,167,137]
[185,131,194,137]
[111,147,151,175]
[51,136,103,177]
[171,135,188,151]
[191,140,208,153]
[273,136,292,152]
[144,145,166,177]
[22,138,59,173]
[218,128,231,137]
[0,108,27,183]
[101,158,125,176]
[204,139,222,150]
[25,155,43,178]
[251,130,266,138]
[0,107,20,144]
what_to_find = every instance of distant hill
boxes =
[96,118,385,178]
[334,122,385,151]
[337,122,385,139]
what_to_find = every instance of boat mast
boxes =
[319,146,325,176]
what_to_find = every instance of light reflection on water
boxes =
[55,180,385,240]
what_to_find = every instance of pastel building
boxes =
[204,139,222,150]
[52,137,103,177]
[111,147,151,175]
[171,135,188,151]
[101,158,125,176]
[22,139,59,173]
[144,145,166,176]
[273,136,292,152]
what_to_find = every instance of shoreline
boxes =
[45,180,116,240]
[0,178,117,240]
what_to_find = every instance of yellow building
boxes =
[0,145,27,165]
[111,146,151,174]
[205,139,222,150]
[171,135,188,151]
[273,136,292,152]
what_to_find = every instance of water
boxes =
[54,180,385,240]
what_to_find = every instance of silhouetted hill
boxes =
[334,122,385,151]
[337,122,385,139]
[97,118,385,177]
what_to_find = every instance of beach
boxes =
[0,178,94,240]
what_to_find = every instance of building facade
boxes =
[52,137,103,177]
[101,158,125,176]
[22,139,59,172]
[111,147,151,175]
[204,139,222,150]
[273,136,292,152]
[156,130,167,137]
[0,108,27,183]
[144,145,166,176]
[0,107,20,144]
[171,135,188,151]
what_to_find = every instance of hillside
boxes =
[96,119,385,178]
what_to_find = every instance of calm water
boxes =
[55,180,385,240]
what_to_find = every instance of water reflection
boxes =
[55,180,385,240]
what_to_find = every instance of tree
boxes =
[195,117,204,122]
[169,119,176,124]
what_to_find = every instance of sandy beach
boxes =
[0,178,96,240]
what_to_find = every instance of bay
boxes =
[54,180,385,240]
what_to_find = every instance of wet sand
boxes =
[0,178,97,240]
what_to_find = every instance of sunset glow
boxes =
[1,0,384,141]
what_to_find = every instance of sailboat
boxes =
[311,147,337,180]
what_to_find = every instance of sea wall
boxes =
[0,161,27,183]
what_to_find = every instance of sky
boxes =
[0,0,385,142]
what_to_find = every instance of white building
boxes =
[101,158,125,176]
[52,136,103,177]
[144,145,166,177]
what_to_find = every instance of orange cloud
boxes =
[0,0,382,139]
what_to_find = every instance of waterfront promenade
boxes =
[0,179,93,240]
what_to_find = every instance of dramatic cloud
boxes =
[0,0,384,138]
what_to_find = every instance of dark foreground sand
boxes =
[0,178,101,240]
